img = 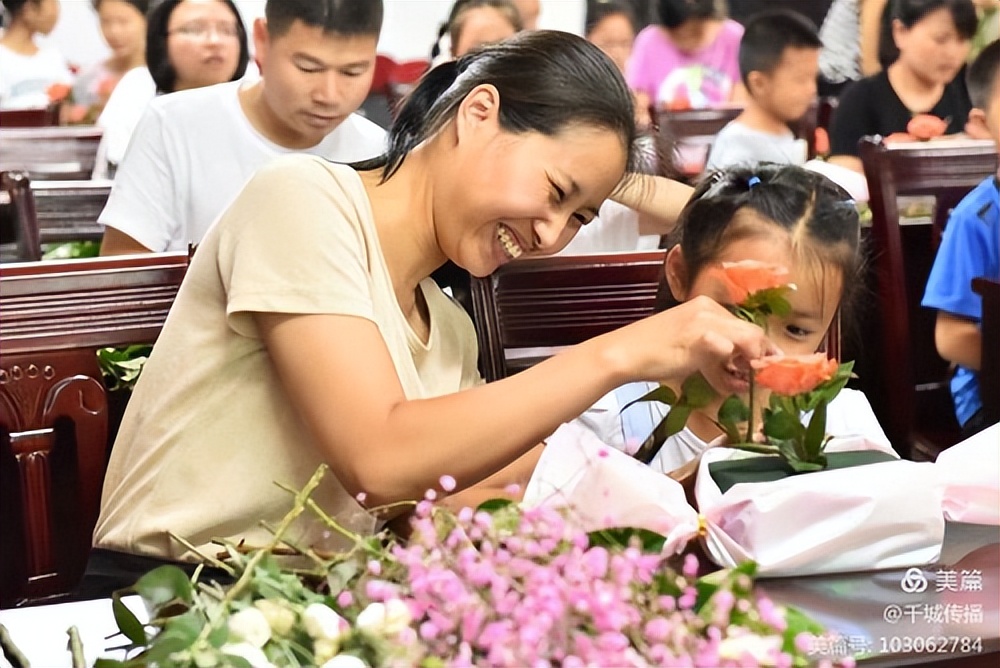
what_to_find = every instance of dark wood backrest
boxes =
[31,179,111,245]
[471,251,667,382]
[0,252,190,607]
[0,126,103,181]
[973,277,1000,427]
[859,136,998,451]
[0,106,60,128]
[0,171,41,262]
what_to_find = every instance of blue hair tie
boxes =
[747,176,761,189]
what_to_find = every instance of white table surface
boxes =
[0,595,147,667]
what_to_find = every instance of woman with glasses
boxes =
[94,0,250,176]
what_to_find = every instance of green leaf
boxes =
[135,565,194,610]
[476,498,513,513]
[662,404,691,439]
[111,591,146,645]
[763,409,802,442]
[93,660,130,668]
[587,527,666,553]
[680,373,716,409]
[803,400,828,460]
[716,395,749,438]
[620,384,678,412]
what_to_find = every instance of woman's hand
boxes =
[595,295,779,395]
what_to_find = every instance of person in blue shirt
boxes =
[923,39,1000,438]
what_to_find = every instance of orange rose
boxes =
[707,260,791,304]
[66,104,89,124]
[906,114,947,140]
[47,82,72,103]
[751,352,839,396]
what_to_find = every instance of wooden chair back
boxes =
[859,136,998,456]
[0,252,190,607]
[0,171,41,262]
[0,126,103,181]
[655,107,742,177]
[31,179,111,245]
[471,251,667,382]
[0,106,60,128]
[973,277,1000,428]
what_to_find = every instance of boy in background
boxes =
[705,10,821,171]
[923,39,1000,438]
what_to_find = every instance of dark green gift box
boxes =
[708,450,900,494]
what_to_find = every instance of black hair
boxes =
[431,0,522,61]
[2,0,36,20]
[656,0,717,30]
[92,0,150,14]
[585,0,636,37]
[656,164,864,336]
[879,0,978,67]
[967,39,1000,111]
[361,29,641,183]
[737,10,821,87]
[146,0,250,94]
[264,0,383,39]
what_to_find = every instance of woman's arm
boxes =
[610,173,694,236]
[859,0,890,75]
[255,296,771,507]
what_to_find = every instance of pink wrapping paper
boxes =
[935,423,1000,525]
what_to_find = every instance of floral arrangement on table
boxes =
[629,259,858,477]
[46,80,115,126]
[82,466,850,668]
[884,114,949,144]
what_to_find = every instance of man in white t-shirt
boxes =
[99,0,387,254]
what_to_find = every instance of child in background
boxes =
[572,164,891,473]
[585,0,635,76]
[0,0,72,110]
[922,39,1000,438]
[705,10,821,171]
[430,0,521,65]
[627,0,744,114]
[73,0,148,113]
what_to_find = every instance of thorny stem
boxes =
[68,626,84,668]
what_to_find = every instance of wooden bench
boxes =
[0,126,103,181]
[471,251,667,382]
[858,136,998,458]
[0,106,60,128]
[1,172,110,261]
[0,252,190,608]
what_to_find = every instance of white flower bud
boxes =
[302,603,349,642]
[220,642,275,668]
[227,608,271,648]
[253,599,296,637]
[355,599,410,635]
[320,654,369,668]
[718,633,782,662]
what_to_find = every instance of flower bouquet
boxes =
[62,466,855,668]
[555,260,947,576]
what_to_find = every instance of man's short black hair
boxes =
[967,40,1000,111]
[265,0,383,39]
[738,9,822,87]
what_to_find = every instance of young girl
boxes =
[0,0,73,110]
[87,30,773,595]
[573,163,892,473]
[72,0,148,111]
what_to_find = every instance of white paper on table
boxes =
[523,422,699,555]
[0,595,146,668]
[935,423,1000,525]
[695,438,945,577]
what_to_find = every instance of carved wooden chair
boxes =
[0,252,190,607]
[654,107,742,178]
[0,126,103,181]
[858,136,998,459]
[973,277,1000,428]
[31,179,111,245]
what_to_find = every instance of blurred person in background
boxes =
[430,0,521,64]
[94,0,250,177]
[0,0,73,110]
[72,0,149,115]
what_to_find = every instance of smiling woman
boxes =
[85,29,779,598]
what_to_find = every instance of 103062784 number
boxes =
[879,636,983,654]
